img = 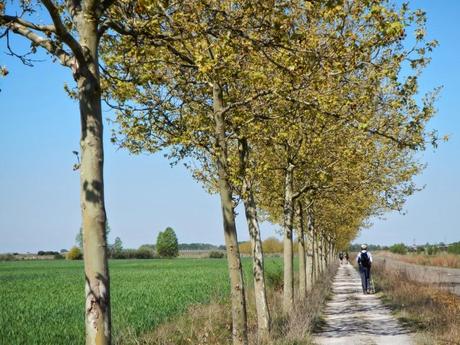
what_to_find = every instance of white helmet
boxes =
[361,244,368,250]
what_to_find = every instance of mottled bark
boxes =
[75,10,111,345]
[1,3,113,344]
[307,206,316,286]
[306,236,313,291]
[213,84,248,345]
[244,188,271,338]
[296,202,306,299]
[282,164,295,313]
[321,236,327,271]
[314,230,321,276]
[318,233,324,274]
[239,139,270,339]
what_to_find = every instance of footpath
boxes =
[314,262,413,345]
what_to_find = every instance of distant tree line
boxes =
[179,243,225,251]
[349,242,460,255]
[64,226,229,260]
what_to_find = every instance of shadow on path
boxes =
[314,263,413,345]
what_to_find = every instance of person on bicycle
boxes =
[356,244,373,294]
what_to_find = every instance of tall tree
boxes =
[1,2,123,343]
[101,2,301,341]
[156,227,179,258]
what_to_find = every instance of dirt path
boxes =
[314,263,413,345]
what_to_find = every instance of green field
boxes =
[0,257,283,345]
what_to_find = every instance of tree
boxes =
[101,0,439,341]
[112,237,123,258]
[67,246,83,260]
[76,222,110,250]
[0,2,127,343]
[262,237,283,254]
[156,227,179,258]
[75,227,83,250]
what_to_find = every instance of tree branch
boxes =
[0,15,55,33]
[40,0,84,62]
[221,90,272,116]
[1,19,73,67]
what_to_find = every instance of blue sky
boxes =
[0,1,459,253]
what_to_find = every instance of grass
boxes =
[134,264,337,345]
[373,261,460,345]
[381,251,460,268]
[0,257,284,345]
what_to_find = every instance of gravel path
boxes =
[314,263,413,345]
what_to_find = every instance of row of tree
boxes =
[74,226,179,258]
[1,1,439,344]
[349,242,459,254]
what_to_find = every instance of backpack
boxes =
[360,252,371,267]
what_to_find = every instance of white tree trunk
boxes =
[282,164,295,313]
[296,202,306,299]
[76,12,111,345]
[213,83,248,345]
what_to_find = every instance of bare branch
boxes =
[0,15,55,33]
[1,19,73,67]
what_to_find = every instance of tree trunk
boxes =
[282,164,295,313]
[296,201,306,299]
[76,14,111,345]
[306,234,312,291]
[239,139,270,339]
[314,230,321,276]
[321,235,326,271]
[307,206,316,286]
[243,187,271,339]
[318,233,323,275]
[213,83,248,345]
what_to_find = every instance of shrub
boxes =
[66,246,83,260]
[209,251,224,259]
[0,254,15,261]
[54,254,65,260]
[265,263,283,290]
[136,247,155,259]
[389,243,407,255]
[426,244,439,255]
[38,250,59,256]
[448,242,460,255]
[156,227,179,258]
[238,242,251,255]
[112,248,156,259]
[139,244,155,251]
[262,237,283,254]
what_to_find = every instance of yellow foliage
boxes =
[66,246,83,260]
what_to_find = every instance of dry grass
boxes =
[381,251,460,268]
[119,265,337,345]
[269,266,336,345]
[373,262,460,345]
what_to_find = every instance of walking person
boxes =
[338,252,344,264]
[356,244,373,294]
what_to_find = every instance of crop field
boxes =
[0,257,283,345]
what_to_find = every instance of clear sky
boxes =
[0,1,458,253]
